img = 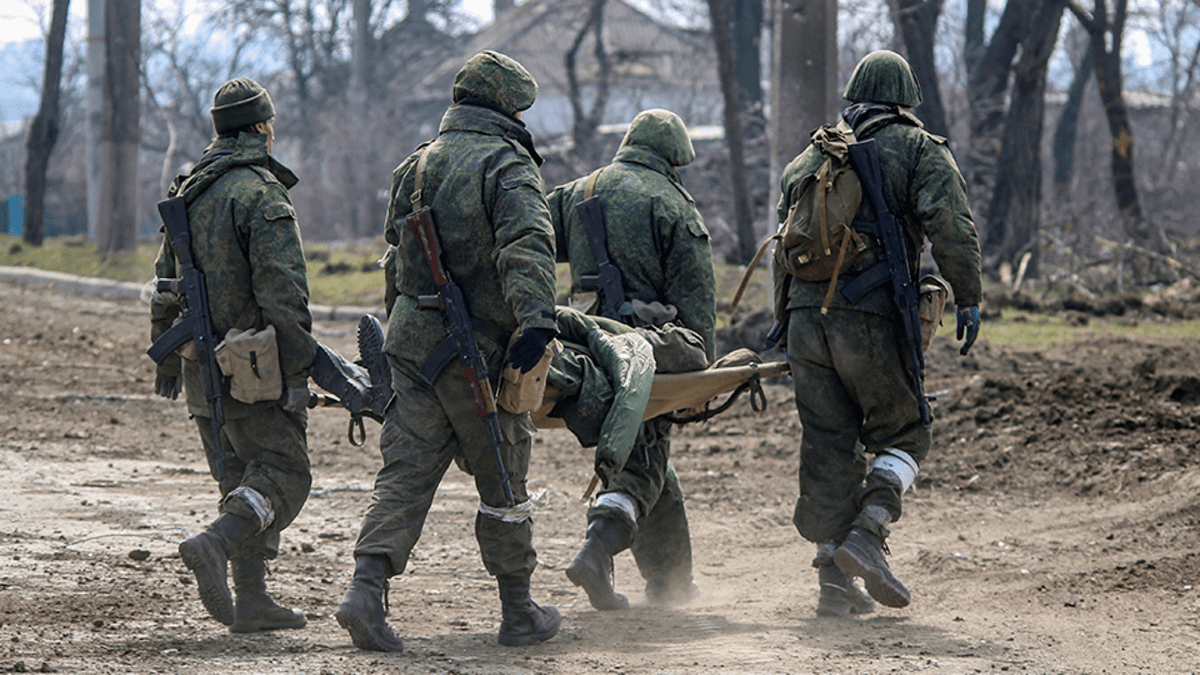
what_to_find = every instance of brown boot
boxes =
[229,557,307,633]
[497,574,561,646]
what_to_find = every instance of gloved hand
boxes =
[282,386,311,412]
[155,374,182,400]
[507,327,553,374]
[955,305,980,356]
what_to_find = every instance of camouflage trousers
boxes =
[589,416,693,592]
[786,306,931,545]
[352,356,538,579]
[195,404,312,560]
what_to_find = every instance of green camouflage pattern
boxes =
[452,50,538,114]
[382,103,557,376]
[152,131,317,419]
[842,49,923,108]
[620,109,696,167]
[548,143,716,362]
[195,405,311,560]
[775,107,982,315]
[353,357,539,578]
[786,307,930,545]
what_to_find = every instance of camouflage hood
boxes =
[171,133,298,204]
[843,49,923,108]
[452,50,538,115]
[618,109,695,167]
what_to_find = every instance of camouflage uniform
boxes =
[775,50,981,611]
[548,109,715,605]
[151,78,316,631]
[336,51,560,651]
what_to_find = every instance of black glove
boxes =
[956,305,980,356]
[507,327,553,374]
[155,374,182,400]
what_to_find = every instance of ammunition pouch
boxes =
[215,326,282,404]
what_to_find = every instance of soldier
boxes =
[547,109,716,610]
[152,78,315,632]
[775,50,982,615]
[334,51,561,651]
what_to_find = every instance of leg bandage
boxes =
[226,486,275,533]
[595,492,639,523]
[478,489,548,524]
[870,449,919,494]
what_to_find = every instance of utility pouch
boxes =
[917,275,951,353]
[497,337,558,414]
[215,325,283,404]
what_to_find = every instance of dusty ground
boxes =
[0,277,1198,675]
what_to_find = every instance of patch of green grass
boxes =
[0,234,161,283]
[984,309,1200,349]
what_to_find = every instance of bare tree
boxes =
[23,0,71,247]
[890,0,948,138]
[1051,32,1093,192]
[706,0,754,263]
[1068,0,1170,258]
[964,0,1023,216]
[97,0,139,255]
[565,0,611,163]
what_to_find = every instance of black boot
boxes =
[178,513,259,626]
[816,563,876,616]
[335,555,404,652]
[229,557,307,633]
[565,517,633,611]
[497,574,561,646]
[833,527,910,608]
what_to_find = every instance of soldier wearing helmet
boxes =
[774,50,982,616]
[334,51,561,651]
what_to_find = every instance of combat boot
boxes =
[496,574,561,646]
[335,554,404,652]
[833,527,910,608]
[816,563,876,616]
[565,517,633,610]
[229,557,307,633]
[178,513,260,625]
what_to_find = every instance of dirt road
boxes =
[0,278,1197,674]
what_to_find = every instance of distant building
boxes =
[415,0,721,138]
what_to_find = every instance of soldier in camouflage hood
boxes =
[151,77,316,633]
[774,50,982,615]
[547,108,715,610]
[335,51,561,652]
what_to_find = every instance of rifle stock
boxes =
[406,205,516,507]
[846,140,930,427]
[575,196,628,322]
[147,197,231,478]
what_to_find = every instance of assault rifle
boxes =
[146,197,231,479]
[576,196,629,323]
[407,205,516,507]
[846,139,930,427]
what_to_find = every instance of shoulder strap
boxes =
[410,146,432,211]
[583,166,604,201]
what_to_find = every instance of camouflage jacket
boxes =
[383,103,557,380]
[775,106,982,316]
[547,144,716,362]
[151,132,316,418]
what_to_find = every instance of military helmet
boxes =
[843,50,923,108]
[452,50,538,114]
[619,109,696,167]
[210,78,275,134]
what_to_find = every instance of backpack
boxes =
[773,120,867,283]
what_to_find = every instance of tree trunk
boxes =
[350,0,371,236]
[733,0,763,108]
[983,0,1066,276]
[893,0,948,137]
[565,0,610,165]
[965,0,1023,220]
[1051,40,1092,191]
[708,0,755,263]
[98,0,139,255]
[86,0,105,242]
[23,0,71,247]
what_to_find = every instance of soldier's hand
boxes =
[282,386,311,412]
[155,374,182,400]
[956,305,980,356]
[508,327,553,374]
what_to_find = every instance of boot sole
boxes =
[230,611,308,633]
[335,608,404,652]
[179,541,234,626]
[833,545,910,608]
[566,563,629,611]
